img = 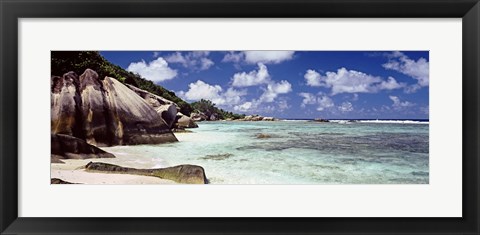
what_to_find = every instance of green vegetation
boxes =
[191,99,245,120]
[51,51,193,115]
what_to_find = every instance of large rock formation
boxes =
[126,84,178,128]
[175,112,198,128]
[190,112,208,121]
[51,134,115,163]
[51,69,177,146]
[51,72,84,138]
[79,69,109,145]
[85,162,208,184]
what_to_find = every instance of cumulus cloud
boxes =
[299,92,317,107]
[222,51,295,64]
[316,94,335,111]
[304,68,404,95]
[338,101,354,112]
[164,51,214,71]
[233,80,292,113]
[277,99,291,111]
[179,80,246,106]
[389,96,415,110]
[244,51,295,64]
[231,63,270,87]
[383,51,429,92]
[304,69,322,86]
[234,101,253,112]
[377,76,405,90]
[299,92,335,111]
[258,80,292,103]
[127,57,177,83]
[222,51,244,63]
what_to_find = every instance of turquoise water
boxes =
[104,121,429,184]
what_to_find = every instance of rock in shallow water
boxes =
[199,153,233,160]
[255,133,272,139]
[85,162,208,184]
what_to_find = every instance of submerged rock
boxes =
[256,133,272,139]
[51,134,115,163]
[85,162,208,184]
[51,69,177,146]
[199,153,234,161]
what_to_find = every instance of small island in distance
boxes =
[51,51,429,184]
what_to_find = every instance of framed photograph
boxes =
[1,0,479,234]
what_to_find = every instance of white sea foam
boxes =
[353,120,429,124]
[281,119,429,124]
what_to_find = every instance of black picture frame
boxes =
[1,0,479,234]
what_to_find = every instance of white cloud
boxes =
[222,51,244,63]
[259,80,292,103]
[299,92,317,107]
[277,99,291,111]
[383,51,429,91]
[182,80,223,104]
[223,88,247,105]
[377,76,406,90]
[231,63,270,87]
[222,51,295,65]
[234,102,253,112]
[233,80,292,113]
[317,94,335,111]
[389,96,415,110]
[420,106,429,115]
[164,51,214,71]
[244,51,295,64]
[299,92,335,111]
[200,58,214,70]
[304,68,404,95]
[304,69,322,86]
[179,80,246,106]
[127,57,177,83]
[338,101,354,112]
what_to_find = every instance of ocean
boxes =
[102,120,429,184]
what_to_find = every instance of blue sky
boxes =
[100,51,429,119]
